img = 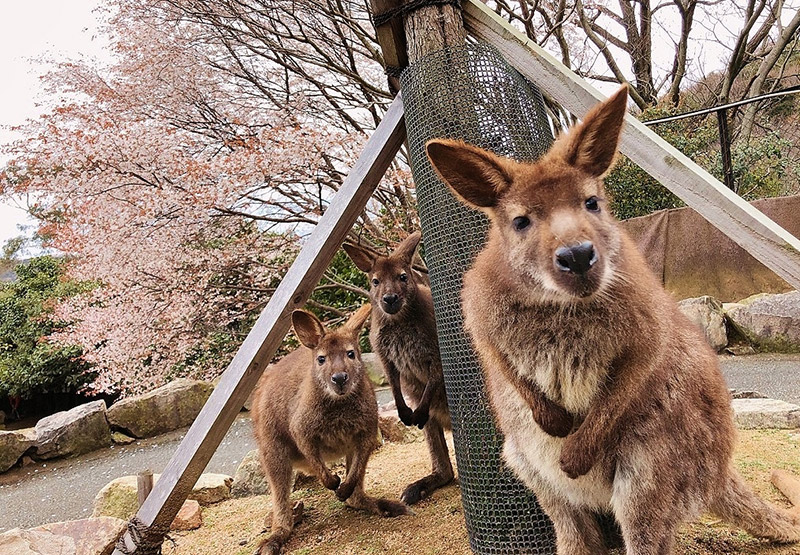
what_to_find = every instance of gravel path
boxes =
[0,355,796,533]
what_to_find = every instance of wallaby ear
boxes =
[292,310,326,349]
[557,85,628,177]
[343,303,372,336]
[392,231,421,264]
[342,243,377,273]
[426,139,514,209]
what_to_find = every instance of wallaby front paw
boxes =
[411,407,429,429]
[535,403,573,438]
[397,404,414,426]
[559,436,596,479]
[323,473,341,491]
[335,480,356,502]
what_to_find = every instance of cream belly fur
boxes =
[491,363,614,511]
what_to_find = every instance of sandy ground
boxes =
[166,429,800,555]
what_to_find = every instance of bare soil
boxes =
[168,429,800,554]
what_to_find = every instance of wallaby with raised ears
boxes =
[251,304,408,555]
[343,233,454,505]
[426,85,800,554]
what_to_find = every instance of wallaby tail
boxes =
[710,469,800,543]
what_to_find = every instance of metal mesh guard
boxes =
[401,42,557,554]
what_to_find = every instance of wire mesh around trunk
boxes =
[401,42,558,554]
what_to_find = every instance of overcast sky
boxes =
[0,0,107,251]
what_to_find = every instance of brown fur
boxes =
[426,85,800,554]
[343,233,454,505]
[250,305,407,554]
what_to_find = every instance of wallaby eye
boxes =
[399,273,407,282]
[512,216,530,231]
[372,278,379,286]
[346,350,355,359]
[585,196,600,212]
[317,355,326,365]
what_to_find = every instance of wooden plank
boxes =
[113,94,406,554]
[369,0,408,93]
[462,0,800,290]
[137,470,154,508]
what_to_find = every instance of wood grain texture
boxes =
[113,95,407,554]
[462,0,800,290]
[369,0,408,93]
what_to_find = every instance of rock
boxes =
[0,528,75,554]
[34,401,111,460]
[732,398,800,429]
[93,473,233,519]
[31,517,126,555]
[677,296,727,352]
[0,428,36,473]
[106,378,213,438]
[231,450,269,497]
[730,390,768,399]
[378,406,422,444]
[171,500,202,531]
[362,353,388,387]
[111,431,135,445]
[726,291,800,352]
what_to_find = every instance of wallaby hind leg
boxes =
[341,448,408,517]
[534,485,608,555]
[711,469,800,543]
[255,454,297,555]
[401,417,454,505]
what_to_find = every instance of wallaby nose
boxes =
[554,242,597,275]
[382,293,399,306]
[331,372,348,387]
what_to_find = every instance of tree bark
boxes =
[404,3,467,63]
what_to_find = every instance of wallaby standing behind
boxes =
[426,86,800,554]
[343,233,454,505]
[251,305,407,555]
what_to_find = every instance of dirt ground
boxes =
[168,429,800,555]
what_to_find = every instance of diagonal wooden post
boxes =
[113,94,406,554]
[462,0,800,290]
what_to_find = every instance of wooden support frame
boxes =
[112,95,406,554]
[462,0,800,290]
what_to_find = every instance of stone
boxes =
[231,450,269,498]
[31,517,126,555]
[106,378,213,438]
[0,428,35,473]
[362,353,388,387]
[171,500,202,531]
[732,398,800,429]
[730,390,768,399]
[111,431,135,445]
[378,406,422,444]
[726,291,800,352]
[0,528,75,554]
[34,401,111,460]
[93,473,233,519]
[677,296,727,352]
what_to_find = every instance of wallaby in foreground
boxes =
[343,233,454,505]
[426,86,800,554]
[251,305,407,554]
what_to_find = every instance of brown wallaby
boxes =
[251,304,407,554]
[426,85,800,554]
[343,233,454,505]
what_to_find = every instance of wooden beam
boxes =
[462,0,800,290]
[369,0,408,94]
[113,94,406,554]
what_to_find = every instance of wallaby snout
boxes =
[331,371,348,389]
[554,242,597,275]
[381,293,400,313]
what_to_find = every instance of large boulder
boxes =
[231,449,269,498]
[92,473,233,519]
[0,428,36,473]
[361,353,388,387]
[34,401,111,460]
[726,291,800,352]
[732,398,800,429]
[0,529,75,554]
[106,378,213,438]
[677,296,728,352]
[30,517,126,555]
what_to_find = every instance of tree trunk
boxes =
[404,4,466,63]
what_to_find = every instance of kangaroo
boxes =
[251,304,408,555]
[426,85,800,555]
[343,233,454,505]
